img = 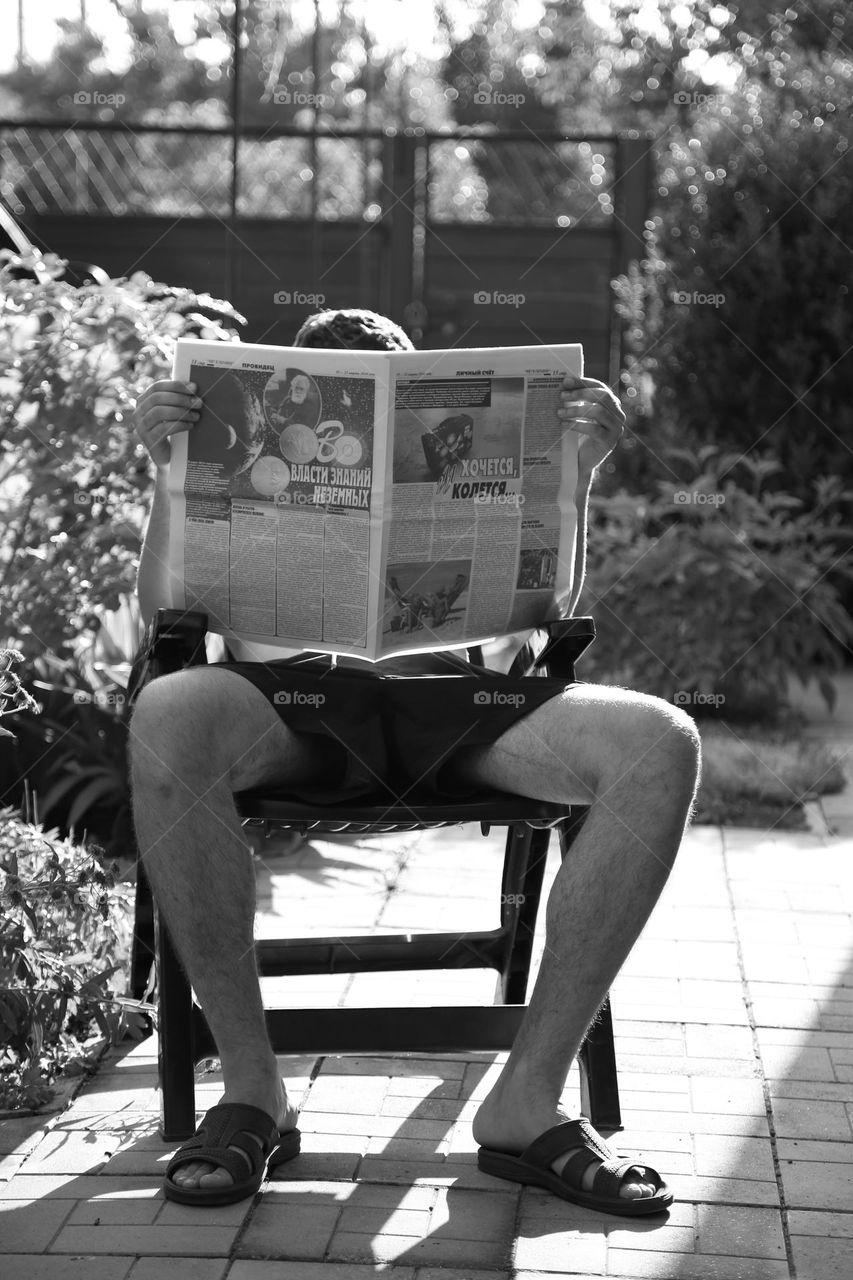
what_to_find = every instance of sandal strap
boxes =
[521,1118,657,1200]
[522,1117,614,1170]
[167,1143,256,1183]
[165,1103,278,1183]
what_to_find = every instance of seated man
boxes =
[130,308,701,1215]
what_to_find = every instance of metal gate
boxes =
[0,120,652,379]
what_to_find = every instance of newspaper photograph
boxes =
[167,339,582,660]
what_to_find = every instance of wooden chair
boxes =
[128,609,621,1141]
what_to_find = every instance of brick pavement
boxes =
[2,805,852,1278]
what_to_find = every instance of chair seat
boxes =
[235,788,568,832]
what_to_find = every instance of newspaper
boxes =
[167,339,582,661]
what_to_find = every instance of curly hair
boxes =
[293,308,414,352]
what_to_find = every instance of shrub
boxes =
[578,447,853,719]
[612,74,853,504]
[0,248,243,662]
[0,806,144,1113]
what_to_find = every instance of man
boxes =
[130,308,700,1214]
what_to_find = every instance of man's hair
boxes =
[293,307,414,352]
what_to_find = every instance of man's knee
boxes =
[607,692,701,792]
[129,669,227,787]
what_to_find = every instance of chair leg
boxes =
[155,910,198,1141]
[578,996,622,1131]
[130,862,155,1002]
[500,825,551,1004]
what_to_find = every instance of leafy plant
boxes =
[579,447,853,719]
[0,247,243,663]
[0,806,146,1113]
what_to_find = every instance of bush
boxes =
[578,447,853,719]
[612,73,853,504]
[0,806,145,1113]
[0,248,243,662]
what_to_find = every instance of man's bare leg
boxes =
[457,684,701,1200]
[129,667,327,1191]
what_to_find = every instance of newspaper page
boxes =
[377,344,582,658]
[167,339,581,661]
[168,339,391,657]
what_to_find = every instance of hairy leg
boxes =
[456,683,701,1198]
[129,667,325,1189]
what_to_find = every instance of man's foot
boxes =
[169,1076,299,1192]
[472,1102,657,1202]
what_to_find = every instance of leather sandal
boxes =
[477,1117,672,1217]
[164,1102,301,1207]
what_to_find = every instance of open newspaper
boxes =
[168,339,582,661]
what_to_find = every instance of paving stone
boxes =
[790,1233,853,1280]
[695,1203,786,1259]
[770,1097,853,1140]
[685,1025,756,1059]
[430,1186,517,1240]
[0,1174,163,1199]
[2,1258,134,1280]
[330,1230,512,1267]
[668,1175,780,1207]
[66,1196,161,1225]
[769,1079,853,1103]
[788,1209,853,1237]
[129,1260,228,1280]
[759,1045,836,1082]
[0,1114,51,1154]
[266,1150,362,1181]
[605,1247,789,1278]
[0,1196,75,1250]
[776,1137,853,1164]
[13,1128,120,1176]
[780,1159,853,1211]
[334,1205,432,1236]
[689,1078,766,1116]
[513,1225,607,1274]
[364,1137,447,1161]
[606,1222,696,1252]
[318,1056,467,1079]
[261,1180,435,1211]
[235,1202,341,1259]
[693,1134,776,1181]
[228,1260,412,1280]
[49,1222,240,1254]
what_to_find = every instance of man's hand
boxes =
[133,380,202,471]
[558,374,625,481]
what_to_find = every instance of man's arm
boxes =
[563,471,592,618]
[137,469,176,626]
[557,373,625,618]
[132,380,201,626]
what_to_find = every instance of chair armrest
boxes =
[126,609,210,709]
[507,616,596,682]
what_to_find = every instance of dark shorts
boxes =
[212,649,574,804]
